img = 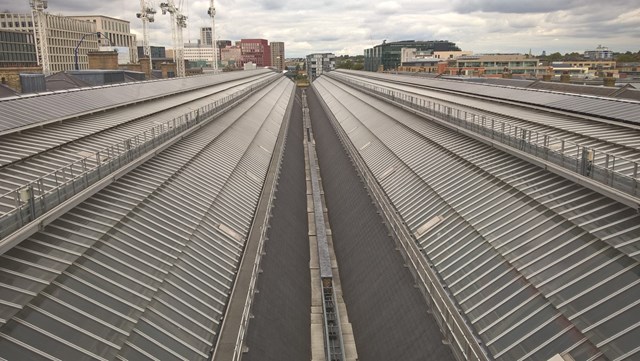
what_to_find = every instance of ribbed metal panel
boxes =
[0,69,273,134]
[336,69,640,124]
[0,72,277,167]
[0,78,294,360]
[314,76,640,361]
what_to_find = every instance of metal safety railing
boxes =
[330,74,640,202]
[0,77,276,240]
[314,84,492,361]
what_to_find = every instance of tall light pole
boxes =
[208,0,218,72]
[74,32,112,70]
[29,0,50,75]
[137,0,157,74]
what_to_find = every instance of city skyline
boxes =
[1,0,638,58]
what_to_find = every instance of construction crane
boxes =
[208,0,218,72]
[29,0,50,76]
[160,1,187,77]
[136,0,157,74]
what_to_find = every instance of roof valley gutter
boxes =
[211,81,295,361]
[303,89,348,361]
[311,80,493,361]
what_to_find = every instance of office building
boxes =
[1,12,99,72]
[200,27,213,46]
[183,43,215,68]
[270,41,285,71]
[239,39,270,67]
[448,54,541,76]
[584,45,614,60]
[0,13,33,30]
[69,16,137,64]
[306,52,335,80]
[0,29,37,68]
[137,45,167,61]
[364,40,460,71]
[221,45,242,68]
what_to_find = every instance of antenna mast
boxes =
[137,0,157,74]
[29,0,50,75]
[208,0,218,72]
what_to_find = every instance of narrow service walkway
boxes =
[243,89,311,360]
[307,86,456,361]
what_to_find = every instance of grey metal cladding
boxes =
[0,77,294,360]
[0,69,273,134]
[337,69,640,124]
[313,76,640,361]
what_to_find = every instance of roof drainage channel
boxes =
[242,88,311,361]
[307,85,458,361]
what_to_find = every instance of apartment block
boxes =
[306,53,335,80]
[270,41,285,71]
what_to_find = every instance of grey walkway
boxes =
[243,88,311,360]
[307,86,456,361]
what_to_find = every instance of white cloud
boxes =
[0,0,637,57]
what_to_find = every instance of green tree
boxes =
[615,51,639,63]
[547,52,563,62]
[564,52,583,61]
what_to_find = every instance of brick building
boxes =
[239,39,270,67]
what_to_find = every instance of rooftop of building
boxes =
[67,15,131,23]
[457,53,539,60]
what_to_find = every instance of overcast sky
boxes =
[2,0,639,58]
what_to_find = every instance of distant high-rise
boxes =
[270,42,285,71]
[364,40,461,72]
[239,39,271,67]
[200,27,212,46]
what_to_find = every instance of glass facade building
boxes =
[0,30,37,67]
[364,40,460,72]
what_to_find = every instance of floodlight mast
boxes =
[208,0,218,72]
[136,0,157,74]
[160,1,187,77]
[29,0,50,75]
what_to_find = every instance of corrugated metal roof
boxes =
[0,78,294,360]
[337,69,640,124]
[327,71,640,186]
[448,77,537,88]
[0,69,273,134]
[0,73,279,219]
[314,75,640,361]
